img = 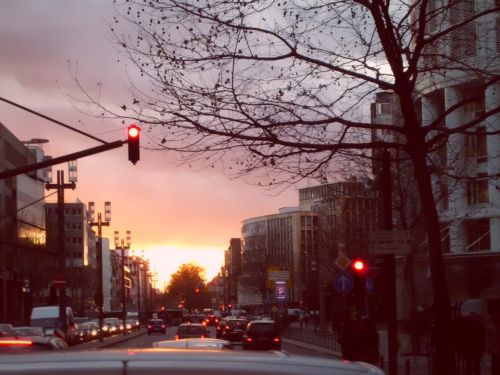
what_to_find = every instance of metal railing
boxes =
[282,326,342,353]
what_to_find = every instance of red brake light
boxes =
[273,337,280,342]
[175,335,179,340]
[246,337,253,342]
[147,325,152,329]
[225,325,230,330]
[0,340,33,346]
[161,325,165,328]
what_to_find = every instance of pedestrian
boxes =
[340,318,358,361]
[358,316,379,365]
[485,312,500,375]
[452,312,485,375]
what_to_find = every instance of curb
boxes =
[70,329,146,350]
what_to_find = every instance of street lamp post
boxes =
[88,201,111,342]
[45,162,77,333]
[114,230,131,335]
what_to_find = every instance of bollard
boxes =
[405,359,410,375]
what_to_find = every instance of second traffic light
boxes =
[127,125,141,164]
[351,258,367,314]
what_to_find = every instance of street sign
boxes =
[275,280,287,301]
[334,271,353,294]
[335,254,351,270]
[365,277,374,294]
[369,230,411,255]
[53,275,66,289]
[268,267,289,281]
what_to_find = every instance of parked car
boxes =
[243,320,281,351]
[0,324,15,337]
[222,319,248,342]
[0,335,68,353]
[147,319,166,335]
[175,323,209,340]
[13,327,45,338]
[29,306,78,345]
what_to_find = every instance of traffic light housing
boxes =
[127,125,140,164]
[351,258,367,314]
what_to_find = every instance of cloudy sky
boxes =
[0,0,298,286]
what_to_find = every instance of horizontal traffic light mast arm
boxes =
[0,140,126,180]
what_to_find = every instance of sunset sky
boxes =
[0,0,299,287]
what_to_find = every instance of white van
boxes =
[30,306,77,344]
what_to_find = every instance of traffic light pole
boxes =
[382,149,397,375]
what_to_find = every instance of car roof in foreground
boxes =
[153,338,232,349]
[0,349,385,375]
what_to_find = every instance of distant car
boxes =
[147,319,166,335]
[215,319,227,339]
[153,338,234,350]
[175,323,209,340]
[204,314,219,326]
[222,319,248,342]
[0,324,15,337]
[126,319,139,331]
[187,314,207,325]
[13,327,45,338]
[243,320,281,351]
[102,318,122,335]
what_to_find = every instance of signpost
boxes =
[369,230,411,255]
[275,280,287,301]
[53,275,66,289]
[334,271,353,294]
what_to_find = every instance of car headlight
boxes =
[102,326,108,331]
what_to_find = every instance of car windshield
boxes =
[1,1,494,375]
[29,319,58,329]
[178,326,203,334]
[249,324,276,333]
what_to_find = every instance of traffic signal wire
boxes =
[0,96,108,144]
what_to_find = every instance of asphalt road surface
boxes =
[108,325,333,359]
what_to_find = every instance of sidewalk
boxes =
[282,323,428,374]
[283,323,492,374]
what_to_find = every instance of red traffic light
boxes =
[128,125,140,138]
[127,125,141,165]
[352,259,366,272]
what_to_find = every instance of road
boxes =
[109,325,333,359]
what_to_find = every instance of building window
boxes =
[65,208,70,215]
[450,0,477,60]
[466,218,490,251]
[496,16,500,52]
[465,126,488,163]
[466,176,489,205]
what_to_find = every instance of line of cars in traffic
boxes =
[147,311,282,352]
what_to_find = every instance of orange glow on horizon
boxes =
[135,245,225,288]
